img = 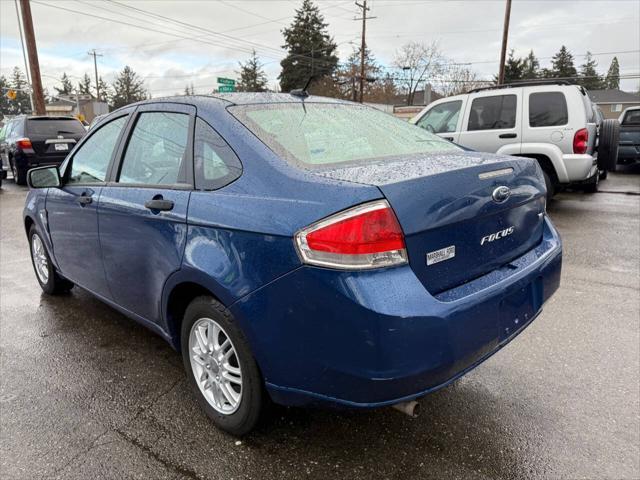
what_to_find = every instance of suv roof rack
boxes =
[468,80,572,93]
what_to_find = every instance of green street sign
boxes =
[217,77,236,86]
[218,85,236,93]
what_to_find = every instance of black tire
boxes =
[542,170,555,199]
[598,119,620,172]
[11,159,27,186]
[181,296,263,436]
[28,226,74,294]
[583,171,599,194]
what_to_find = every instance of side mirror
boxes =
[27,166,61,189]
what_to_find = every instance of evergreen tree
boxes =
[605,57,620,89]
[522,50,540,80]
[279,0,338,93]
[237,50,268,92]
[503,50,525,83]
[183,84,195,95]
[9,67,31,114]
[0,75,11,115]
[336,46,380,101]
[78,73,93,96]
[54,72,74,96]
[578,52,602,90]
[550,46,577,81]
[96,76,110,103]
[110,66,147,109]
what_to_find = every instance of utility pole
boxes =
[14,0,34,113]
[88,49,103,100]
[19,0,46,115]
[497,0,512,85]
[355,0,376,103]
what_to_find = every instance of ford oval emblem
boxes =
[492,186,511,203]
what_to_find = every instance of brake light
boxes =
[573,128,588,154]
[295,200,408,270]
[16,138,34,153]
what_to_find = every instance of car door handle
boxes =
[144,198,174,212]
[77,195,92,205]
[444,136,454,141]
[499,133,517,139]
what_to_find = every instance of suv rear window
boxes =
[230,103,460,168]
[529,92,568,127]
[26,118,85,137]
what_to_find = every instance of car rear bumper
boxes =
[562,153,598,183]
[14,151,67,169]
[617,145,640,164]
[230,216,562,408]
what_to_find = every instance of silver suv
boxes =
[412,81,619,196]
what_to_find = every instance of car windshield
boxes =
[26,118,85,136]
[231,103,460,168]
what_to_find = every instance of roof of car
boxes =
[136,92,353,107]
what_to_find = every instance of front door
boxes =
[98,103,194,323]
[47,114,130,297]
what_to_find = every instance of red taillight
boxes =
[573,128,588,154]
[295,200,408,270]
[16,138,33,150]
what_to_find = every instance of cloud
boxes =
[1,0,638,95]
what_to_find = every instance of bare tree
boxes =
[393,41,445,105]
[436,64,491,97]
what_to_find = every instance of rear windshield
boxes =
[622,110,640,125]
[230,103,460,168]
[26,118,85,136]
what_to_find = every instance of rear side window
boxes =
[194,118,242,190]
[68,116,127,184]
[118,112,190,186]
[417,101,462,133]
[622,110,640,125]
[468,95,517,131]
[26,118,85,136]
[529,92,568,127]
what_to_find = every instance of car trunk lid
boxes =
[25,118,85,158]
[313,151,546,294]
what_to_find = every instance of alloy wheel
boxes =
[31,234,49,284]
[189,317,243,414]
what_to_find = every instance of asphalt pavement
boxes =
[1,170,639,480]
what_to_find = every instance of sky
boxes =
[1,0,639,97]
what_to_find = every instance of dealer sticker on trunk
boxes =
[426,245,456,266]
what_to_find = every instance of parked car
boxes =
[0,123,7,188]
[617,106,640,167]
[411,81,619,196]
[24,94,562,435]
[1,115,86,185]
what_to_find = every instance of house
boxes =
[45,94,108,123]
[587,89,640,119]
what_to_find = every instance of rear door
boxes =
[25,117,86,165]
[46,111,131,296]
[458,90,522,153]
[98,103,194,323]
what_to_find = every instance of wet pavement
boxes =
[1,171,639,480]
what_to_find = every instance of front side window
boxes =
[118,112,190,186]
[67,115,127,184]
[416,101,462,134]
[529,92,568,127]
[468,95,517,131]
[194,118,242,190]
[230,103,460,168]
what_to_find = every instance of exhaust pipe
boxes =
[392,400,420,417]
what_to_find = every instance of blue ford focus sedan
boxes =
[24,93,562,435]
